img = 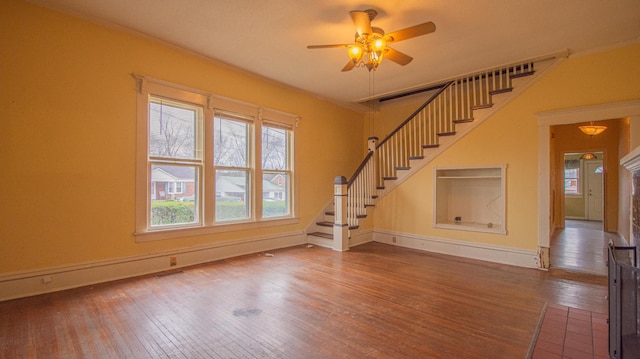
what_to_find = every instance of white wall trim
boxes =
[350,228,374,247]
[0,231,305,302]
[372,229,539,269]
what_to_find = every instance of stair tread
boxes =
[437,132,456,137]
[316,221,333,227]
[471,103,493,110]
[490,88,513,95]
[511,70,535,79]
[308,232,333,239]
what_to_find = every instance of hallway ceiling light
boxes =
[580,153,597,160]
[578,123,607,136]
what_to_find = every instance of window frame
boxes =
[261,123,294,219]
[564,167,581,196]
[134,75,299,242]
[563,156,583,198]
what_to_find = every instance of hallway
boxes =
[550,219,623,276]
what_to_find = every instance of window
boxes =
[564,159,581,196]
[168,182,185,194]
[135,75,298,241]
[262,125,292,218]
[564,167,580,195]
[214,113,251,222]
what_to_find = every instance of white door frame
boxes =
[536,100,640,249]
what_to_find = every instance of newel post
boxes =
[368,136,378,152]
[333,176,349,251]
[369,136,379,189]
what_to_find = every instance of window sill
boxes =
[134,217,300,242]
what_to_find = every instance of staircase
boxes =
[307,206,336,248]
[307,54,565,248]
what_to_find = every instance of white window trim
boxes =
[134,74,300,242]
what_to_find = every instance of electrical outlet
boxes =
[392,236,397,243]
[42,275,52,284]
[170,256,177,266]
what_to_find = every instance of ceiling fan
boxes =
[307,9,436,72]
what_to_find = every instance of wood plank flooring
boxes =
[551,219,623,276]
[0,241,607,358]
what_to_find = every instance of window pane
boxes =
[565,179,579,194]
[262,127,288,170]
[149,100,198,159]
[216,170,249,221]
[150,165,198,227]
[564,167,580,195]
[263,172,289,218]
[214,116,248,167]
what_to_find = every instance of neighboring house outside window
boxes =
[134,75,299,241]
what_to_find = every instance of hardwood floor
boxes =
[0,242,607,358]
[550,219,622,276]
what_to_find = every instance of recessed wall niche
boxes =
[434,165,506,234]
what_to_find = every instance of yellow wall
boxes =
[374,44,640,251]
[0,0,364,273]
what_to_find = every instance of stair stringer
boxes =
[305,199,335,248]
[374,57,563,200]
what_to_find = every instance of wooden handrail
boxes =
[376,82,453,150]
[347,151,374,187]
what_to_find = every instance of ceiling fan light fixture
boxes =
[308,9,436,72]
[347,45,364,63]
[371,37,386,52]
[578,124,607,136]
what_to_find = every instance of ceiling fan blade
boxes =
[385,47,413,66]
[341,61,355,72]
[350,10,373,36]
[307,44,349,49]
[385,22,436,42]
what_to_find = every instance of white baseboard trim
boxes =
[350,228,374,247]
[0,231,306,302]
[306,228,373,250]
[373,230,540,269]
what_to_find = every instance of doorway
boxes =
[536,100,640,265]
[557,152,607,274]
[563,152,603,224]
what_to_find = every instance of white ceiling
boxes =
[30,0,640,109]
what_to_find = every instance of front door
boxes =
[586,160,603,221]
